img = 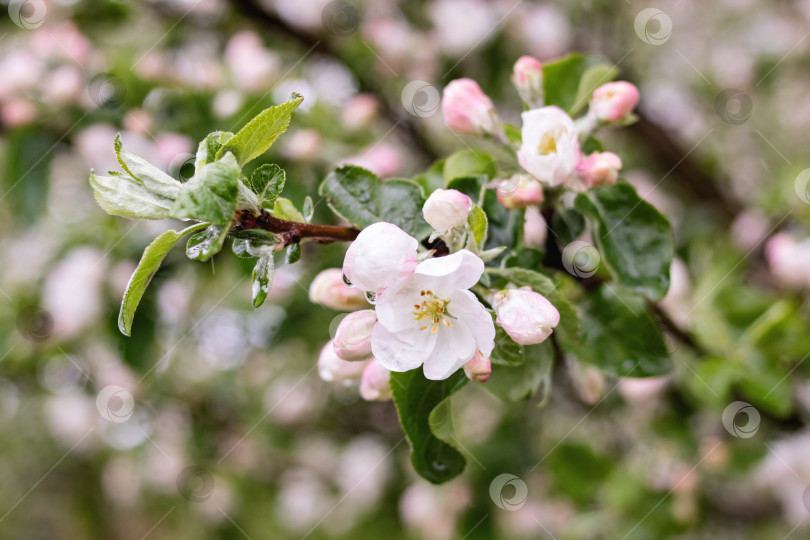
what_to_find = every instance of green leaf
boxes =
[488,267,556,295]
[118,223,208,336]
[170,152,241,225]
[217,93,304,166]
[443,150,495,183]
[581,136,604,155]
[552,206,586,246]
[503,123,522,146]
[114,134,181,199]
[543,54,614,114]
[247,163,286,208]
[273,197,304,222]
[89,171,173,220]
[252,253,274,308]
[319,165,431,238]
[285,243,302,264]
[467,204,487,246]
[490,325,526,366]
[570,64,619,116]
[390,368,468,484]
[486,342,554,402]
[186,224,230,262]
[232,238,254,258]
[195,131,234,169]
[558,284,671,377]
[574,182,673,301]
[302,196,314,222]
[503,247,545,269]
[413,159,446,195]
[446,176,485,203]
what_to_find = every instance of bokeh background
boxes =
[2,0,810,538]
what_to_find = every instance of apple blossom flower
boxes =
[441,78,500,136]
[359,359,392,401]
[590,81,639,123]
[370,249,495,380]
[309,268,369,311]
[463,351,491,382]
[342,222,419,299]
[422,188,472,234]
[333,310,377,361]
[490,287,560,345]
[317,341,369,382]
[496,175,544,209]
[576,151,623,189]
[511,55,544,107]
[518,106,580,187]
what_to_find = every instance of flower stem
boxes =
[232,210,360,245]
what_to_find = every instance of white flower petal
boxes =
[422,321,476,380]
[343,222,419,296]
[374,282,422,333]
[414,250,484,294]
[449,289,495,356]
[371,323,436,373]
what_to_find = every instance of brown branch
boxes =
[232,209,359,245]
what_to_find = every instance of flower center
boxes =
[537,131,559,155]
[412,290,454,333]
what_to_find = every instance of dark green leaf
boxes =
[247,163,286,207]
[413,159,446,195]
[574,182,673,301]
[285,243,302,264]
[552,206,586,246]
[118,223,208,336]
[446,176,485,203]
[490,325,525,366]
[390,368,468,484]
[319,165,431,238]
[558,284,671,377]
[503,248,545,269]
[217,93,304,166]
[186,224,230,261]
[170,152,241,225]
[543,54,614,114]
[482,189,521,250]
[488,266,556,295]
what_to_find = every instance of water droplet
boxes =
[342,274,352,286]
[432,461,447,471]
[365,291,377,304]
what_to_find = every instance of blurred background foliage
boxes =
[1,0,810,538]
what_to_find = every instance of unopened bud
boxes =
[318,341,368,382]
[333,310,377,361]
[490,287,560,345]
[463,351,491,382]
[511,55,544,107]
[590,81,639,123]
[441,78,500,136]
[309,268,368,311]
[422,188,472,233]
[496,174,544,209]
[359,358,392,401]
[576,152,622,189]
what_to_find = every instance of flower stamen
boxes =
[413,290,454,332]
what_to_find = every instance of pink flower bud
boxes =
[590,81,639,123]
[496,175,544,209]
[511,55,544,107]
[576,152,622,188]
[490,287,560,345]
[333,310,377,361]
[318,341,368,382]
[463,351,491,382]
[441,78,500,136]
[523,206,548,249]
[343,222,419,297]
[423,188,472,233]
[359,358,392,401]
[309,268,369,311]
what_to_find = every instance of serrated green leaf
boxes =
[570,64,619,116]
[486,342,554,402]
[391,368,468,484]
[558,284,671,377]
[273,197,304,222]
[186,224,230,261]
[319,165,431,238]
[443,150,495,183]
[247,163,286,207]
[118,223,208,336]
[170,152,241,225]
[217,93,304,166]
[195,131,234,169]
[90,171,173,220]
[574,182,673,301]
[114,134,181,199]
[252,253,274,308]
